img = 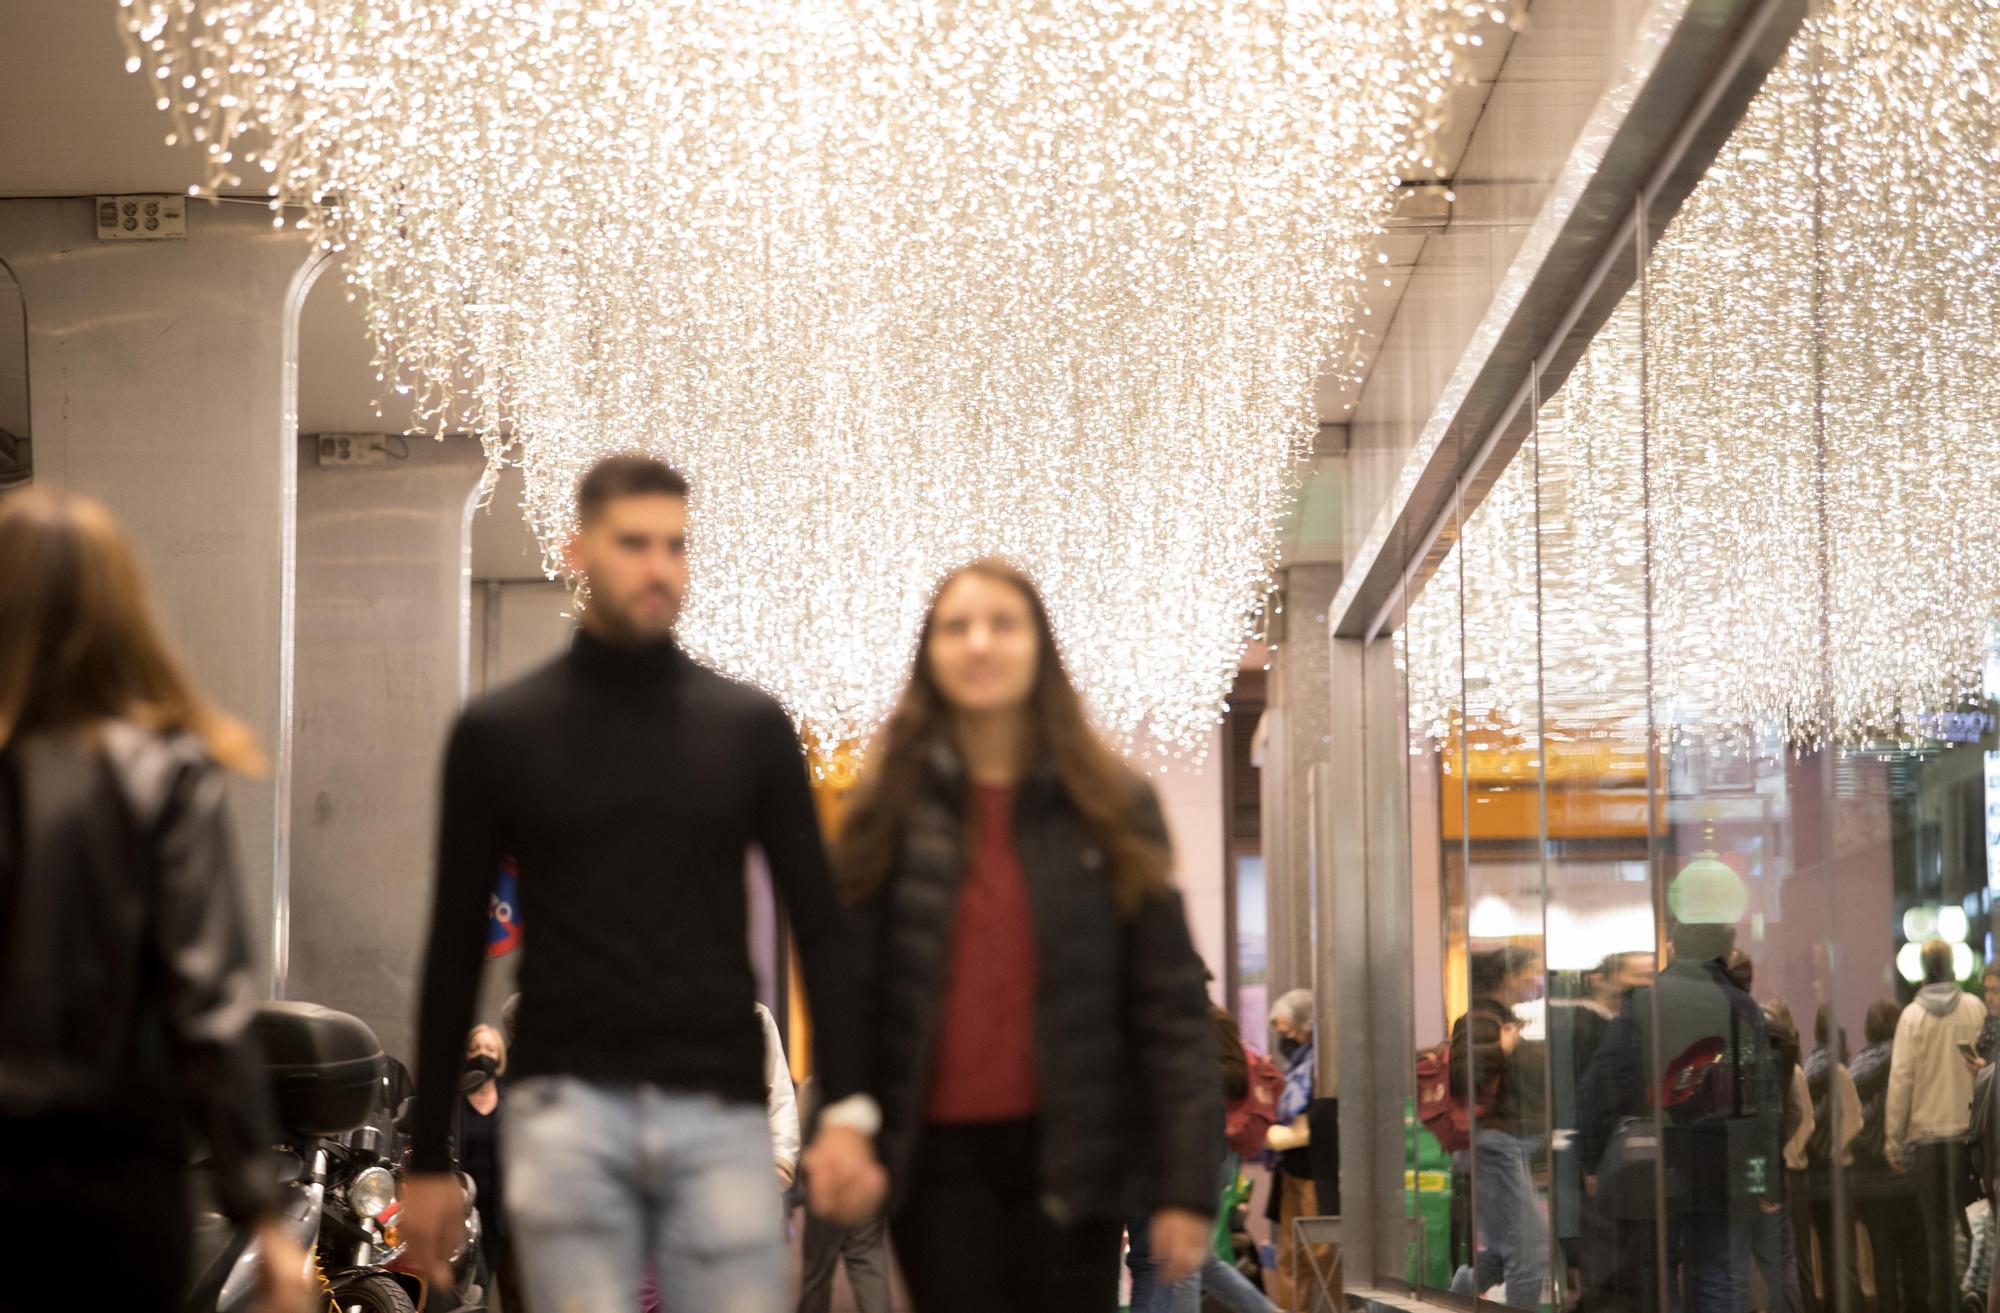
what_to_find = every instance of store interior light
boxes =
[1897,942,1925,984]
[1468,895,1525,942]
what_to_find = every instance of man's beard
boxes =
[591,585,680,641]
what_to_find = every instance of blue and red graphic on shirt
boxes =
[487,858,522,958]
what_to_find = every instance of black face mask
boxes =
[1277,1036,1302,1062]
[465,1053,500,1081]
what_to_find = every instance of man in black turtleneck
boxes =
[401,454,884,1311]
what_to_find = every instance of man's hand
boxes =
[250,1216,313,1313]
[1149,1208,1212,1287]
[398,1173,466,1288]
[1499,1022,1521,1056]
[802,1125,886,1226]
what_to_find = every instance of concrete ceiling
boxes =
[0,1,211,199]
[1314,28,1518,422]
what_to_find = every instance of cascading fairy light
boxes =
[1648,0,2000,748]
[1400,299,1648,755]
[1403,0,2000,755]
[123,0,1514,760]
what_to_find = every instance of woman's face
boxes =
[1504,960,1545,1007]
[926,573,1040,716]
[467,1029,501,1063]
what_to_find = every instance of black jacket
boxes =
[854,740,1221,1224]
[1450,994,1545,1138]
[1577,956,1779,1212]
[0,725,279,1224]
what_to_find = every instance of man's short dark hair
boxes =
[1921,938,1956,985]
[1671,921,1736,967]
[1470,946,1538,1000]
[1865,998,1900,1045]
[576,454,689,524]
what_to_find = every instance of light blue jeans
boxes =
[1127,1218,1204,1313]
[502,1076,788,1313]
[1126,1232,1276,1313]
[1127,1151,1277,1313]
[1450,1129,1549,1310]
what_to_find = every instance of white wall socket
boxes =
[314,433,389,467]
[96,195,187,240]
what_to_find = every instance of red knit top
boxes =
[926,785,1041,1123]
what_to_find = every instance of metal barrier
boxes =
[1289,1214,1344,1313]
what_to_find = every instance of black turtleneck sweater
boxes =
[410,628,859,1171]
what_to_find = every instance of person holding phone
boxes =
[1883,940,1987,1313]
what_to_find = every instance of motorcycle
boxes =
[186,1003,485,1313]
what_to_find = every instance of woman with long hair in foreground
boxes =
[0,489,306,1313]
[838,558,1221,1313]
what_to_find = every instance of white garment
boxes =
[1825,1062,1864,1167]
[757,1002,801,1184]
[1885,985,1988,1159]
[1783,1066,1815,1172]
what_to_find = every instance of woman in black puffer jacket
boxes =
[837,558,1221,1313]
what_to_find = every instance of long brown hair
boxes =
[836,557,1167,914]
[0,489,262,772]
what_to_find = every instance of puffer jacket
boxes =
[0,724,279,1224]
[853,738,1221,1225]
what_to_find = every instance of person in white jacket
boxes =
[757,1002,802,1192]
[1884,939,1987,1313]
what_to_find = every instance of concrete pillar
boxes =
[1330,632,1416,1280]
[1145,727,1232,1002]
[1262,563,1340,1031]
[0,200,316,990]
[287,435,487,1063]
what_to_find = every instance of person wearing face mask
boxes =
[1264,989,1326,1312]
[460,1024,512,1300]
[1448,947,1548,1310]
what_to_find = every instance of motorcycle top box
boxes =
[251,1001,385,1135]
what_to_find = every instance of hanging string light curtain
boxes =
[1648,0,2000,748]
[122,0,1512,761]
[1402,0,2000,753]
[1400,298,1648,753]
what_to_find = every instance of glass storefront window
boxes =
[1373,4,2000,1310]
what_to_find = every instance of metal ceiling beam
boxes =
[1330,0,1807,639]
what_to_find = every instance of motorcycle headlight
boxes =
[350,1166,398,1220]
